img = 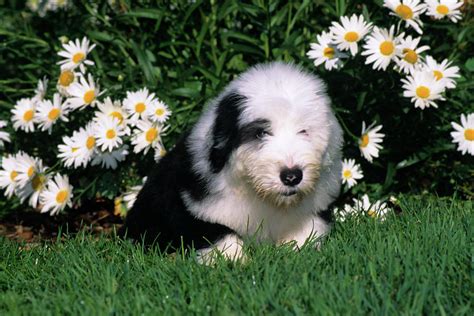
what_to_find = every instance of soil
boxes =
[0,199,123,244]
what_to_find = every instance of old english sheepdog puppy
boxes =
[121,62,343,261]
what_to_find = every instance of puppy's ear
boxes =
[209,91,247,173]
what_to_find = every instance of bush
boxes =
[0,0,472,217]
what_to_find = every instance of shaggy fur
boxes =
[120,62,343,260]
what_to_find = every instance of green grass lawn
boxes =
[0,196,472,315]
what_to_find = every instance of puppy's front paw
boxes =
[196,234,246,265]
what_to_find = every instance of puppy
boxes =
[120,62,343,261]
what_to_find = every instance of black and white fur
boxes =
[121,62,343,261]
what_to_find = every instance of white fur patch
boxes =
[185,62,342,254]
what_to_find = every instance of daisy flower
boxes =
[46,0,70,12]
[329,14,372,56]
[58,123,96,168]
[11,98,36,132]
[57,37,96,73]
[14,152,43,189]
[0,154,19,198]
[33,77,48,103]
[95,97,130,134]
[16,170,50,208]
[123,177,147,210]
[359,122,385,163]
[91,145,129,169]
[66,74,103,110]
[56,69,78,96]
[148,100,172,124]
[423,55,460,89]
[306,31,347,70]
[39,174,74,216]
[335,203,362,222]
[401,70,446,109]
[450,113,474,156]
[383,0,426,34]
[123,88,158,124]
[36,93,69,133]
[131,120,163,154]
[361,26,404,71]
[395,35,430,74]
[425,0,463,22]
[0,120,10,148]
[352,194,390,220]
[341,158,364,188]
[154,143,167,162]
[93,116,126,152]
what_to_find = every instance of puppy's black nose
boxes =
[280,168,303,186]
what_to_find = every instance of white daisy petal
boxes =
[57,36,96,72]
[341,158,364,188]
[422,55,460,89]
[383,0,426,34]
[401,70,446,109]
[359,122,385,163]
[425,0,463,22]
[11,98,36,133]
[39,174,74,216]
[35,93,69,133]
[329,14,373,57]
[450,113,474,156]
[306,31,347,70]
[65,74,103,111]
[123,88,158,125]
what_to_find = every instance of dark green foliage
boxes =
[0,0,473,215]
[0,197,472,314]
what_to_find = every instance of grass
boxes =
[0,196,472,315]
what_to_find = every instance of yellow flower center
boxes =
[146,128,158,143]
[48,108,60,121]
[416,86,430,99]
[23,110,34,122]
[106,129,116,139]
[83,90,95,104]
[368,209,377,218]
[27,166,35,178]
[31,174,45,191]
[72,52,85,64]
[72,147,79,153]
[56,190,69,204]
[464,129,474,141]
[135,102,146,114]
[344,31,359,42]
[343,170,352,179]
[323,47,335,59]
[403,48,418,64]
[86,136,95,150]
[110,111,124,124]
[395,4,413,20]
[433,70,443,81]
[360,134,369,148]
[155,108,165,116]
[10,171,18,181]
[379,41,395,56]
[436,4,449,15]
[59,70,75,87]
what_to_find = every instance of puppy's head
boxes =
[202,62,341,209]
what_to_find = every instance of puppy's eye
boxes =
[255,129,269,139]
[298,129,308,136]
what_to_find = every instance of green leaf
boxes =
[465,58,474,72]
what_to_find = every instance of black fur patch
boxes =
[209,92,247,173]
[239,119,271,144]
[119,133,235,250]
[319,204,335,224]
